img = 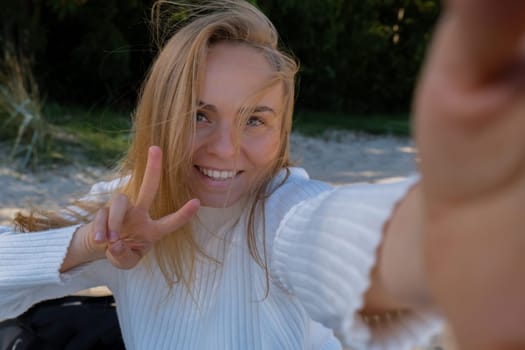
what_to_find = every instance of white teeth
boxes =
[198,167,236,181]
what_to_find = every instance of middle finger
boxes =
[136,146,162,211]
[108,193,131,242]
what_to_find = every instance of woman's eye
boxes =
[196,112,209,123]
[246,116,263,127]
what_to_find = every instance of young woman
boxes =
[0,2,439,348]
[1,0,523,349]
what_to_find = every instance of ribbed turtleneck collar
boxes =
[195,197,248,231]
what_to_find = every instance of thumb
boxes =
[106,241,141,270]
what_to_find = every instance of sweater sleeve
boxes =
[0,225,117,319]
[0,178,123,319]
[271,176,443,350]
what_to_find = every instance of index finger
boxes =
[136,145,163,210]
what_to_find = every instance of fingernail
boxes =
[109,231,119,242]
[94,231,104,242]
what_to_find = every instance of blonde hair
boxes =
[16,0,298,294]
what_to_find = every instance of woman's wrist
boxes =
[60,222,107,272]
[376,184,432,309]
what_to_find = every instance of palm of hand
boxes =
[94,146,200,270]
[106,207,159,269]
[414,7,525,349]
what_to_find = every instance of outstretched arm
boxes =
[274,1,525,349]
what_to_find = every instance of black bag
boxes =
[0,295,125,350]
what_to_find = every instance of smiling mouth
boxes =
[196,166,241,181]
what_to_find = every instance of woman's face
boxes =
[187,42,283,207]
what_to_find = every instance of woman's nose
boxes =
[207,123,237,158]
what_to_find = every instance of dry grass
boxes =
[0,45,48,168]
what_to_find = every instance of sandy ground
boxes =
[0,131,457,349]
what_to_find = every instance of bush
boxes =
[1,0,439,115]
[256,0,440,113]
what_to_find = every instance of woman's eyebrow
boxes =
[198,100,217,112]
[239,105,276,116]
[252,106,276,115]
[199,100,276,116]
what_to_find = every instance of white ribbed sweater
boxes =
[0,168,441,349]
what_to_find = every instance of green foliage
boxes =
[0,0,154,107]
[38,0,152,106]
[0,0,439,116]
[293,110,411,137]
[257,0,440,113]
[43,103,132,167]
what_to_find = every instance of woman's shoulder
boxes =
[268,167,331,197]
[264,167,332,226]
[78,175,131,203]
[86,176,130,196]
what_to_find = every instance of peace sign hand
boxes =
[91,146,200,270]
